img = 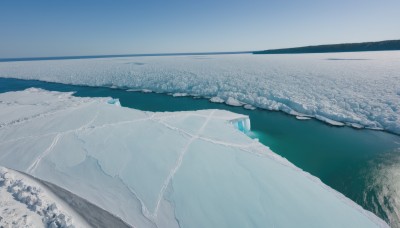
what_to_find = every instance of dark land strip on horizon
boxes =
[254,39,400,54]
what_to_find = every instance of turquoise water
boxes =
[1,78,399,226]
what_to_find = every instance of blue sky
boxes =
[0,0,399,58]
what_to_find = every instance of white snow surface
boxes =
[0,166,89,228]
[0,52,399,133]
[0,89,389,228]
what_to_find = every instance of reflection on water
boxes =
[363,147,400,227]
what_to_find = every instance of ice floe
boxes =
[209,96,224,103]
[296,116,311,120]
[225,97,242,106]
[243,104,256,110]
[0,89,389,227]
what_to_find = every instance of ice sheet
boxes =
[0,166,90,228]
[0,52,399,134]
[0,89,389,227]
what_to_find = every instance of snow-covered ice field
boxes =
[0,166,90,228]
[0,51,399,134]
[0,89,389,227]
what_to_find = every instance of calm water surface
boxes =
[1,77,399,226]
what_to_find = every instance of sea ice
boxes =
[0,166,90,228]
[0,52,399,133]
[296,116,311,120]
[0,89,389,227]
[225,97,242,106]
[243,104,256,110]
[172,93,188,97]
[209,96,224,103]
[107,98,121,106]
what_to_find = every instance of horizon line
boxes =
[0,51,254,62]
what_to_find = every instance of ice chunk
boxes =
[348,122,364,129]
[243,104,256,110]
[0,89,389,228]
[225,97,242,106]
[172,93,188,97]
[107,98,121,106]
[315,115,345,126]
[230,117,251,133]
[296,116,311,120]
[141,89,152,93]
[209,96,224,103]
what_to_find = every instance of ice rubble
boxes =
[0,166,89,228]
[210,96,225,103]
[0,89,388,228]
[0,51,399,134]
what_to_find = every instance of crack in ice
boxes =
[152,110,215,219]
[154,116,256,149]
[26,133,62,173]
[25,109,100,174]
[0,100,96,130]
